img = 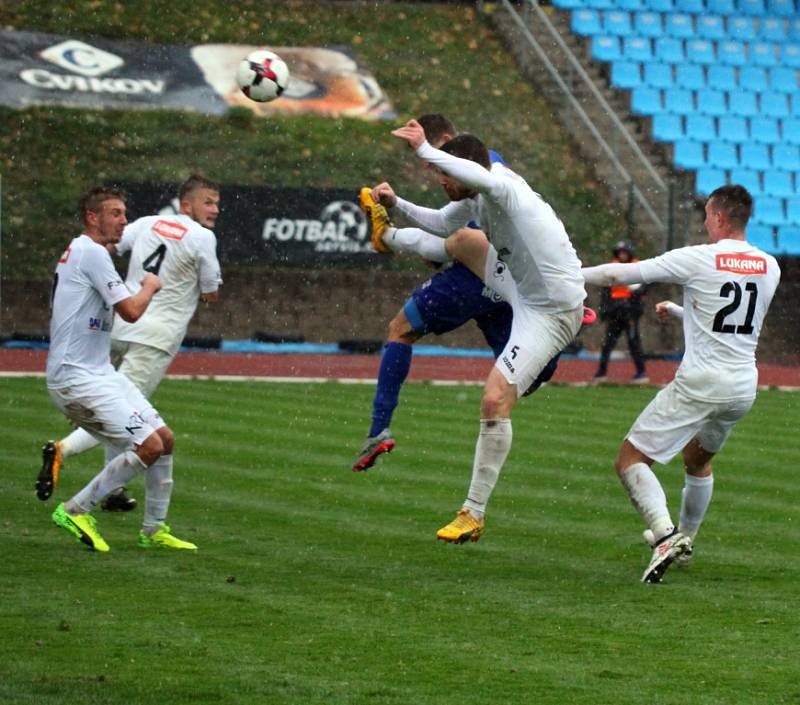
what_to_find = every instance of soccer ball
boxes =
[236,50,290,102]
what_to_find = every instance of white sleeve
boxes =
[84,245,131,306]
[195,230,222,294]
[394,197,474,236]
[581,262,645,287]
[637,246,703,285]
[665,302,684,320]
[416,141,503,198]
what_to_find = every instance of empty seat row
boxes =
[751,198,800,226]
[615,62,799,98]
[676,139,800,174]
[556,0,797,17]
[575,11,800,42]
[744,224,800,255]
[631,86,800,120]
[654,115,800,152]
[593,35,800,66]
[690,166,800,194]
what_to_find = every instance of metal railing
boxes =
[493,0,674,246]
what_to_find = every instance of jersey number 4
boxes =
[142,244,167,275]
[712,281,758,335]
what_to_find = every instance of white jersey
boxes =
[111,214,222,356]
[414,141,586,312]
[47,235,131,388]
[638,238,780,401]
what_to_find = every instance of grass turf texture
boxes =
[0,1,624,279]
[1,376,798,704]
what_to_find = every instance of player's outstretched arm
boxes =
[582,262,646,287]
[115,273,161,322]
[655,300,684,321]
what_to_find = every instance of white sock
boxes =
[679,473,713,540]
[66,451,145,514]
[60,427,100,458]
[384,227,449,261]
[463,419,512,520]
[142,454,174,534]
[619,462,674,541]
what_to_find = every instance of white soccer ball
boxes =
[236,50,290,102]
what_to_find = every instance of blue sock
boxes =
[369,342,413,437]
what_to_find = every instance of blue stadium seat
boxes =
[790,18,800,43]
[746,224,777,252]
[719,40,748,66]
[686,39,716,64]
[552,0,585,8]
[777,226,800,254]
[763,169,796,196]
[644,61,675,88]
[728,18,757,43]
[572,10,603,36]
[738,0,766,15]
[697,88,728,116]
[707,65,737,91]
[786,197,800,223]
[753,196,786,225]
[772,144,800,171]
[686,114,717,140]
[707,0,736,12]
[656,37,686,62]
[635,12,664,38]
[708,141,739,168]
[730,167,763,194]
[719,115,750,142]
[605,11,634,37]
[740,66,769,92]
[782,45,800,69]
[674,139,707,168]
[676,63,706,89]
[697,15,726,41]
[760,18,788,44]
[665,13,696,39]
[696,167,726,195]
[761,91,790,117]
[675,0,705,12]
[645,0,674,9]
[750,116,782,144]
[593,36,622,62]
[665,87,695,113]
[728,90,759,117]
[632,86,664,114]
[652,113,686,141]
[618,0,647,9]
[767,66,797,93]
[586,0,617,8]
[750,42,778,67]
[624,36,655,61]
[612,61,644,89]
[792,92,800,114]
[741,141,772,168]
[767,0,796,17]
[784,118,800,144]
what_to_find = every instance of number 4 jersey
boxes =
[111,214,222,357]
[639,238,781,402]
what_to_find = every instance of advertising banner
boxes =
[122,182,385,267]
[0,30,393,120]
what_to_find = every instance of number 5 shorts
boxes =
[48,369,165,450]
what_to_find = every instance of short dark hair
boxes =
[179,174,219,201]
[417,113,457,144]
[708,184,753,231]
[439,134,490,170]
[78,186,126,224]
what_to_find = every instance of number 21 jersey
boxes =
[639,239,780,402]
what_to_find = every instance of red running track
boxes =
[2,349,799,387]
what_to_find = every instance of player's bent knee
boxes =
[158,426,175,455]
[387,311,420,345]
[136,431,165,466]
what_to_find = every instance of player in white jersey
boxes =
[361,119,586,543]
[582,185,780,583]
[47,186,197,551]
[37,176,222,510]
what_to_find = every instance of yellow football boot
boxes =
[138,523,197,550]
[358,187,393,253]
[436,508,485,544]
[52,503,110,552]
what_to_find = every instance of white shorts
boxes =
[484,247,583,394]
[626,381,754,465]
[111,339,174,398]
[48,370,165,451]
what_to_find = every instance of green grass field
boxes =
[1,376,798,705]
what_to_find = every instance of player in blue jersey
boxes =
[352,114,561,471]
